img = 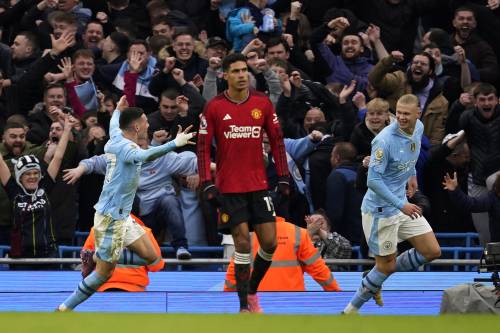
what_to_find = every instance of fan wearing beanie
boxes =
[0,115,73,260]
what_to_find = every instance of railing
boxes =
[434,232,480,247]
[0,257,481,266]
[0,232,484,271]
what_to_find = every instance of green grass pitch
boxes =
[1,313,499,333]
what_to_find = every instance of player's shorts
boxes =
[362,211,433,257]
[94,213,146,263]
[218,190,276,232]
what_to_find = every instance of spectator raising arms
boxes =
[0,114,73,260]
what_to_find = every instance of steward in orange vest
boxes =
[82,214,164,291]
[224,216,340,291]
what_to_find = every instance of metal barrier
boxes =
[0,245,9,258]
[73,231,90,246]
[0,257,480,266]
[435,232,479,247]
[439,247,483,272]
[0,234,485,271]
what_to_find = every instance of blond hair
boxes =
[366,98,390,113]
[397,94,420,108]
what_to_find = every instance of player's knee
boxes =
[377,257,397,275]
[425,247,441,262]
[146,255,162,266]
[261,239,277,254]
[235,239,251,253]
[382,264,397,275]
[96,265,115,279]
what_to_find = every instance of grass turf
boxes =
[0,313,499,333]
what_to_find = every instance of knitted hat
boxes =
[13,155,42,190]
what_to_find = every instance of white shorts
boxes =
[362,212,433,256]
[94,213,146,262]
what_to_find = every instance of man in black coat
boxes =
[459,82,500,244]
[423,130,474,233]
[149,31,208,97]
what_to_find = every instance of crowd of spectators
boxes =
[0,0,499,264]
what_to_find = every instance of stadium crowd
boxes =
[0,0,499,266]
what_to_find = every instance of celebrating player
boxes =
[197,53,289,313]
[343,94,441,314]
[57,96,195,311]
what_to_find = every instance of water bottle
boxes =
[261,8,275,32]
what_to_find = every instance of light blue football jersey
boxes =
[94,110,177,220]
[361,120,424,217]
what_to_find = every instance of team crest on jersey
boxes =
[410,142,416,152]
[250,109,262,120]
[375,148,384,160]
[220,213,230,223]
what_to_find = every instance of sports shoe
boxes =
[362,270,384,307]
[247,293,263,313]
[80,249,96,278]
[239,309,250,313]
[55,304,71,312]
[176,247,192,260]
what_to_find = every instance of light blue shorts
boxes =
[362,212,432,256]
[93,213,145,262]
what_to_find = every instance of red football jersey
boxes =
[197,90,288,193]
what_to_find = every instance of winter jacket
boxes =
[449,188,500,242]
[368,55,449,145]
[459,106,500,185]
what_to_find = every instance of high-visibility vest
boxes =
[83,214,164,292]
[224,217,340,291]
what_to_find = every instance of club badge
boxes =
[251,109,262,120]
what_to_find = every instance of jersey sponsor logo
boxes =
[223,114,232,120]
[104,153,117,184]
[17,198,47,212]
[397,159,417,172]
[250,109,262,120]
[223,125,261,139]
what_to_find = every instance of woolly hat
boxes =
[13,155,42,191]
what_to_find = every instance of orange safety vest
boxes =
[82,214,164,292]
[224,217,340,291]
